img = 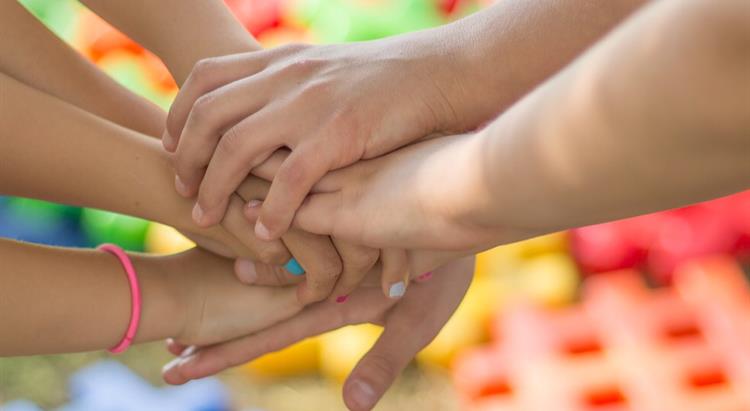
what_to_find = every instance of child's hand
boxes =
[163,35,483,241]
[159,248,303,347]
[163,257,474,411]
[254,135,524,253]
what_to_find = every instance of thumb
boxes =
[342,320,431,411]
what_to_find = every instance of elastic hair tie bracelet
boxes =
[98,243,142,354]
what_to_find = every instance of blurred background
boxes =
[1,1,749,410]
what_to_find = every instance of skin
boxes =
[288,0,750,253]
[0,13,470,411]
[162,257,475,411]
[162,0,648,244]
[77,0,384,302]
[0,1,383,303]
[0,238,301,356]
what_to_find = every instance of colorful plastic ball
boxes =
[0,198,86,247]
[515,252,580,307]
[320,324,382,383]
[417,274,497,368]
[81,208,150,252]
[145,223,195,255]
[244,337,321,379]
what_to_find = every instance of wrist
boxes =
[127,254,186,343]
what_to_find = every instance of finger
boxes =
[165,338,189,356]
[328,240,380,304]
[292,191,343,237]
[222,193,291,265]
[193,113,282,227]
[343,258,474,411]
[255,146,335,241]
[165,52,270,151]
[234,258,306,286]
[162,286,393,385]
[250,148,290,181]
[342,322,425,411]
[381,249,409,300]
[283,230,344,305]
[173,74,272,197]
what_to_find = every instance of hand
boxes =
[164,35,478,241]
[259,135,526,252]
[162,257,474,411]
[232,176,379,304]
[159,248,303,347]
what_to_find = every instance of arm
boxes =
[0,238,300,356]
[0,1,163,136]
[161,0,648,240]
[290,0,750,251]
[78,0,259,84]
[0,70,288,260]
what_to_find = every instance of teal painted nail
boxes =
[284,258,305,276]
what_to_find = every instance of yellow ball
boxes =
[516,252,580,307]
[243,337,321,379]
[417,275,500,369]
[319,324,382,384]
[145,223,195,254]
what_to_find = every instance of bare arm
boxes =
[78,0,260,84]
[0,70,284,259]
[474,0,750,234]
[0,238,300,356]
[0,1,163,136]
[289,0,750,252]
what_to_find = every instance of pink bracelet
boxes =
[99,243,142,354]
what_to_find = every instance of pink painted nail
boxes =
[336,295,349,304]
[417,272,433,282]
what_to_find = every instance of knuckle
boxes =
[345,248,379,273]
[190,92,218,123]
[257,245,289,266]
[283,58,323,76]
[217,126,245,158]
[192,57,219,82]
[358,352,398,384]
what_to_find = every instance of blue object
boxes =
[284,258,305,276]
[1,400,44,411]
[0,198,87,247]
[56,361,231,411]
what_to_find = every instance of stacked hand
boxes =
[153,37,487,411]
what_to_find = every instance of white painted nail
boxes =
[388,281,406,299]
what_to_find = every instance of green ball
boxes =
[18,0,81,43]
[81,208,150,252]
[5,198,81,226]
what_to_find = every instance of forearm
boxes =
[412,0,648,130]
[0,1,163,136]
[79,0,259,84]
[0,72,218,239]
[470,0,750,236]
[0,238,182,355]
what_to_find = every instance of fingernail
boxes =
[336,295,349,304]
[246,199,262,209]
[192,203,205,225]
[235,259,258,284]
[162,357,181,374]
[255,220,272,240]
[349,379,378,410]
[175,175,190,197]
[416,272,433,282]
[388,281,406,299]
[284,258,305,276]
[162,130,175,151]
